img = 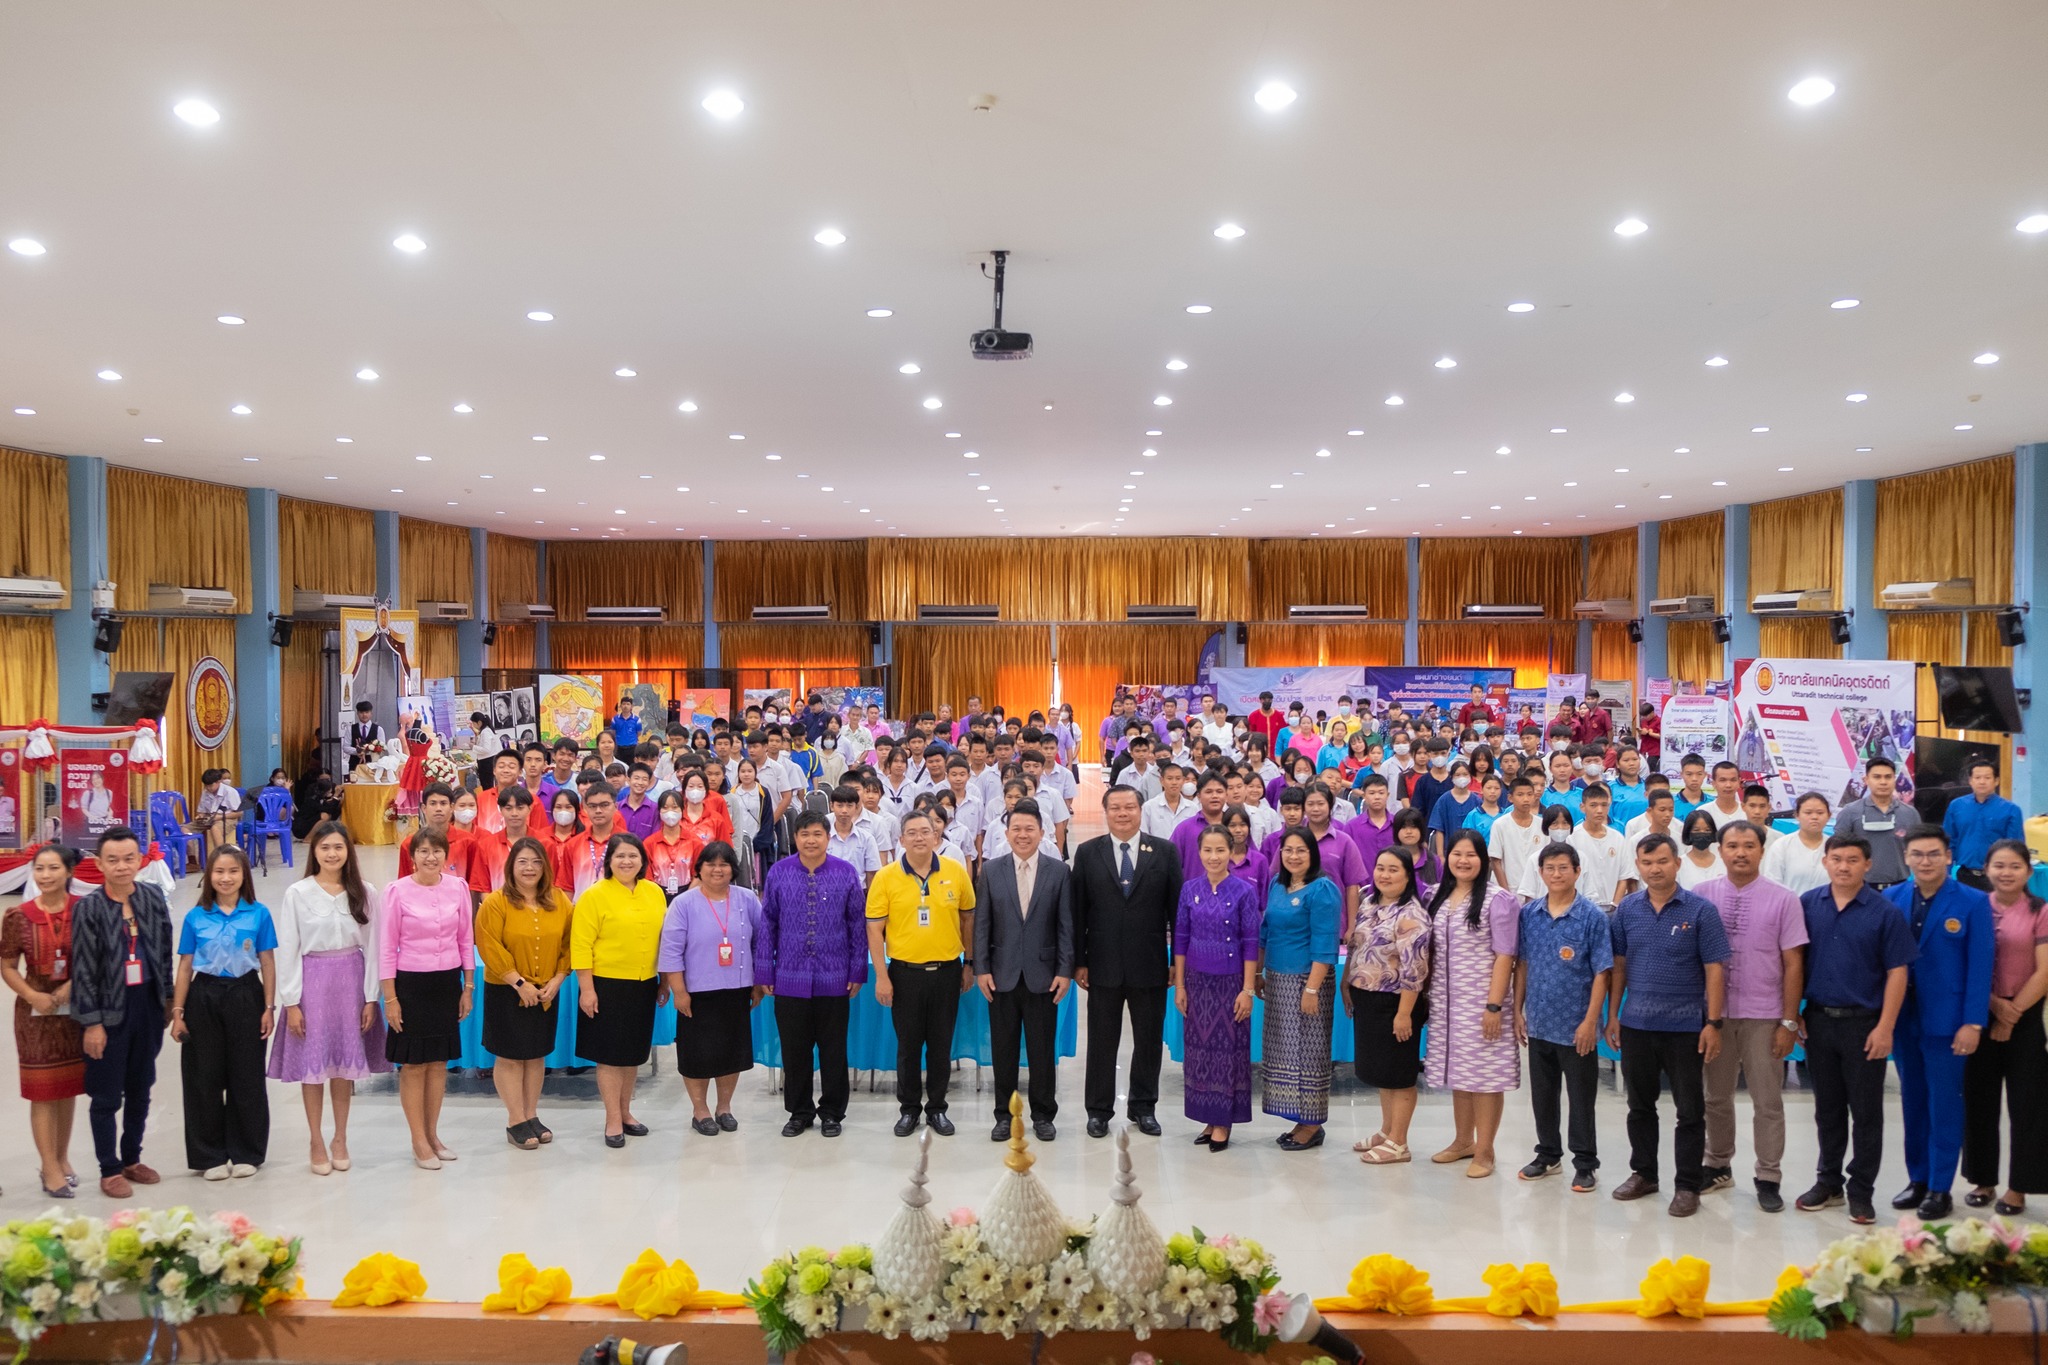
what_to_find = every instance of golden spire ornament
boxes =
[1003,1091,1034,1174]
[979,1091,1065,1266]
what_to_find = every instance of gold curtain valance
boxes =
[399,519,473,610]
[1247,539,1407,620]
[109,467,250,613]
[1873,455,2014,606]
[1749,489,1842,605]
[890,625,1052,722]
[546,541,702,622]
[866,538,1250,621]
[1656,512,1724,606]
[1417,537,1579,620]
[0,447,69,598]
[546,624,703,673]
[279,497,375,601]
[1585,528,1637,602]
[713,540,868,621]
[1245,623,1406,668]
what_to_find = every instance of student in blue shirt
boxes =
[1942,761,2026,891]
[171,846,278,1180]
[1605,746,1651,828]
[609,699,643,751]
[1671,754,1711,819]
[1538,750,1584,821]
[1427,761,1481,855]
[1514,842,1614,1191]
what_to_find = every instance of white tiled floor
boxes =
[0,786,1938,1305]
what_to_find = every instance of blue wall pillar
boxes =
[1723,503,1759,669]
[236,488,281,781]
[533,541,550,669]
[1841,479,1886,660]
[54,456,109,724]
[1635,519,1666,688]
[2011,444,2048,813]
[701,541,719,668]
[1403,537,1421,666]
[457,527,486,682]
[1576,536,1594,676]
[372,510,399,603]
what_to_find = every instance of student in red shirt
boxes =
[1455,684,1500,730]
[468,786,540,896]
[1245,691,1286,752]
[399,783,472,884]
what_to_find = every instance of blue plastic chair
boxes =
[248,787,294,870]
[229,795,260,867]
[148,791,198,877]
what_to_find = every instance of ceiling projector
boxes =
[970,249,1032,360]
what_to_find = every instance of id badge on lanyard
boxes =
[918,894,931,929]
[718,938,734,968]
[125,923,143,986]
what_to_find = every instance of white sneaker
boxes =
[202,1164,232,1181]
[229,1163,258,1178]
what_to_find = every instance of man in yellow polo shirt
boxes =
[869,808,976,1137]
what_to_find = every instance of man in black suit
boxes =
[1072,783,1182,1138]
[345,702,383,770]
[972,799,1074,1141]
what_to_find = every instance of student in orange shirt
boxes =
[468,786,540,896]
[398,784,472,885]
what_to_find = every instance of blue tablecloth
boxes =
[445,953,678,1071]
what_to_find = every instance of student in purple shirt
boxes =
[1347,774,1398,867]
[1170,773,1232,878]
[759,813,868,1138]
[615,763,661,840]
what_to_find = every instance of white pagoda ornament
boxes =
[871,1128,948,1301]
[1087,1125,1166,1300]
[976,1093,1068,1267]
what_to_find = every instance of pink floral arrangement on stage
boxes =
[1768,1213,2048,1339]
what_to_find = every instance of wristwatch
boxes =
[1706,1018,1725,1029]
[1484,1003,1503,1013]
[1779,1018,1800,1032]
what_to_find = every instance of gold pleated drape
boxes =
[713,540,867,620]
[546,541,702,622]
[1247,539,1407,620]
[1245,624,1406,668]
[1888,611,2014,789]
[1750,489,1843,606]
[1057,624,1220,752]
[278,497,375,601]
[546,625,703,673]
[1759,616,1842,660]
[491,624,536,672]
[1666,620,1722,688]
[113,618,239,804]
[280,629,323,773]
[1585,528,1637,602]
[487,534,540,610]
[891,625,1052,722]
[399,519,473,610]
[419,624,460,682]
[1418,537,1580,619]
[1418,622,1575,688]
[0,447,70,603]
[718,622,870,696]
[866,539,1249,621]
[1657,512,1724,607]
[108,468,251,613]
[1591,621,1635,680]
[1873,456,2014,604]
[0,616,58,722]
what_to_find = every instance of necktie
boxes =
[1119,841,1134,891]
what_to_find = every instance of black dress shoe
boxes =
[782,1116,813,1137]
[991,1119,1012,1141]
[1086,1117,1110,1139]
[1965,1188,1995,1208]
[692,1117,720,1137]
[604,1133,627,1149]
[820,1118,843,1138]
[894,1113,920,1137]
[621,1121,649,1138]
[926,1112,955,1137]
[1755,1180,1784,1213]
[1890,1182,1928,1210]
[1278,1129,1326,1152]
[715,1112,738,1132]
[1917,1190,1954,1220]
[1207,1136,1230,1152]
[1134,1115,1162,1137]
[1033,1120,1056,1142]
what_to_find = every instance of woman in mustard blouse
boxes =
[476,837,573,1150]
[572,833,670,1147]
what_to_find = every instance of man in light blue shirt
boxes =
[1941,760,2026,890]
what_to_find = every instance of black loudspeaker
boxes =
[481,621,499,646]
[1828,612,1853,646]
[269,616,294,647]
[1996,606,2026,647]
[1235,623,1249,646]
[92,616,124,654]
[1626,618,1644,644]
[1710,615,1731,645]
[867,624,882,646]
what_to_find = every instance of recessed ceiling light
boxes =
[532,434,548,441]
[676,485,690,492]
[1712,479,1728,486]
[1752,426,1770,433]
[866,308,892,318]
[922,397,943,410]
[392,233,426,254]
[1523,495,1536,501]
[1185,304,1212,314]
[1495,446,1511,455]
[588,452,606,461]
[678,400,698,412]
[336,436,352,443]
[1705,355,1729,367]
[1563,481,1577,487]
[1489,504,1503,511]
[613,508,627,515]
[821,485,833,492]
[1165,359,1187,371]
[1787,76,1836,106]
[414,454,431,462]
[1142,448,1157,457]
[897,362,921,375]
[1506,302,1535,313]
[701,89,745,119]
[242,456,259,463]
[173,98,221,126]
[526,310,554,322]
[1384,395,1404,406]
[1974,352,2000,365]
[1614,392,1634,404]
[1615,467,1631,474]
[356,367,379,381]
[1658,493,1674,500]
[1549,428,1566,434]
[1315,448,1331,458]
[230,403,251,415]
[1614,217,1648,237]
[1955,423,1974,431]
[12,408,34,416]
[1777,465,1794,472]
[1856,447,1873,453]
[453,402,473,413]
[532,486,547,493]
[6,239,45,257]
[1614,504,1627,509]
[1433,357,1459,371]
[96,369,121,381]
[765,453,782,461]
[614,367,636,378]
[729,432,744,440]
[2017,214,2048,234]
[1153,396,1173,406]
[1675,446,1691,454]
[1831,298,1860,309]
[389,488,403,493]
[859,507,870,513]
[216,315,244,325]
[1254,81,1297,111]
[1213,223,1246,240]
[143,436,162,443]
[813,228,846,246]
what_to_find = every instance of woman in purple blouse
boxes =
[1346,846,1432,1167]
[656,841,768,1136]
[1173,826,1262,1151]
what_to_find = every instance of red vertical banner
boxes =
[59,748,129,847]
[0,748,20,852]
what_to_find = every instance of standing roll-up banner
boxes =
[1730,658,1918,809]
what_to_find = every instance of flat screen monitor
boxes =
[1933,665,2025,733]
[1911,735,2004,824]
[103,672,173,727]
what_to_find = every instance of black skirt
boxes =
[676,987,755,1079]
[385,968,464,1065]
[482,981,559,1062]
[576,975,659,1067]
[1349,985,1429,1089]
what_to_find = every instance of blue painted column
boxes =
[1723,503,1759,668]
[874,622,892,669]
[1635,519,1666,686]
[457,527,486,682]
[533,541,550,669]
[236,488,281,780]
[372,510,399,602]
[1403,537,1421,666]
[1841,479,1885,660]
[701,540,719,668]
[2011,444,2048,813]
[54,456,109,723]
[1576,536,1594,675]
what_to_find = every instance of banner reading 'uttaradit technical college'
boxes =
[1730,658,1917,809]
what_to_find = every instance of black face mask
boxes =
[1685,830,1716,851]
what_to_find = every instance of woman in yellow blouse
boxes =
[476,837,573,1150]
[572,833,669,1147]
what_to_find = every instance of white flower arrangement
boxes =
[1771,1213,2048,1339]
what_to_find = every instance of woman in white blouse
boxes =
[1761,791,1832,894]
[266,821,387,1174]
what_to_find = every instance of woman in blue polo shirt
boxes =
[170,846,279,1180]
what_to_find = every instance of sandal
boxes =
[1352,1131,1388,1153]
[531,1120,552,1144]
[507,1122,539,1150]
[1360,1141,1411,1165]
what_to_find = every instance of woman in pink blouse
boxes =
[1344,847,1432,1166]
[1962,839,2048,1215]
[377,829,475,1170]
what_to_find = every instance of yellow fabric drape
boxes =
[891,625,1052,723]
[1666,621,1721,688]
[1873,455,2013,605]
[1889,612,2014,789]
[1418,538,1580,620]
[1591,621,1635,681]
[399,519,473,610]
[712,541,867,621]
[491,624,536,672]
[0,447,69,602]
[1585,529,1637,602]
[420,624,460,682]
[866,539,1249,621]
[280,629,323,773]
[487,534,540,611]
[546,625,703,673]
[0,616,58,722]
[108,467,251,614]
[1418,623,1575,688]
[115,618,241,804]
[1657,513,1724,608]
[546,542,702,622]
[278,497,375,602]
[1749,490,1842,605]
[717,623,870,697]
[1247,540,1407,620]
[1057,624,1220,754]
[1245,624,1406,668]
[1758,616,1841,660]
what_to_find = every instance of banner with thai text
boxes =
[1730,658,1917,809]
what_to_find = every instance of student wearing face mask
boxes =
[1140,762,1197,839]
[1408,742,1455,820]
[1427,761,1480,856]
[1676,810,1725,889]
[645,791,699,900]
[541,791,584,890]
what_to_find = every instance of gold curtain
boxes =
[110,618,243,805]
[1666,620,1721,688]
[1418,622,1575,688]
[1418,537,1579,619]
[1247,539,1407,619]
[1759,616,1841,660]
[491,624,536,672]
[712,540,868,621]
[718,622,870,696]
[280,629,323,773]
[1889,611,2014,790]
[546,541,701,621]
[1245,624,1406,668]
[0,616,57,722]
[1591,621,1635,680]
[399,519,473,610]
[0,447,69,602]
[108,467,251,614]
[1657,513,1724,607]
[1057,624,1220,753]
[278,497,374,601]
[1873,455,2014,604]
[1585,529,1637,602]
[546,625,703,672]
[865,539,1250,621]
[420,624,460,681]
[891,625,1052,722]
[1750,489,1842,604]
[487,534,540,610]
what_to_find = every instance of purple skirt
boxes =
[1183,970,1252,1125]
[267,949,390,1083]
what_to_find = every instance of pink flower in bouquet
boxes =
[1897,1214,1934,1255]
[1210,1233,1236,1249]
[1991,1216,2027,1254]
[1253,1290,1290,1333]
[947,1207,977,1227]
[110,1210,138,1229]
[218,1212,253,1238]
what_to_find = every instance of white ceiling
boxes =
[2,1,2046,542]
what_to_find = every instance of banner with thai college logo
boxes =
[1208,667,1365,719]
[58,748,128,846]
[1731,658,1917,809]
[1543,673,1589,728]
[186,656,236,752]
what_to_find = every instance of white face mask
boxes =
[1583,765,1604,782]
[822,739,836,750]
[685,785,706,803]
[1338,705,1352,716]
[1462,740,1480,753]
[1182,781,1197,798]
[1393,743,1410,756]
[1429,754,1449,770]
[1551,739,1569,752]
[1548,828,1571,844]
[1452,774,1471,790]
[453,807,475,825]
[661,808,683,827]
[553,807,575,826]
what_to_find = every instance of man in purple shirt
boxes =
[1346,774,1398,867]
[1692,820,1808,1212]
[1169,772,1231,878]
[760,812,869,1138]
[615,762,661,839]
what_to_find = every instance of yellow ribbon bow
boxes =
[1636,1256,1711,1319]
[1481,1262,1560,1318]
[332,1253,427,1308]
[1315,1254,1435,1315]
[581,1249,748,1319]
[481,1253,574,1314]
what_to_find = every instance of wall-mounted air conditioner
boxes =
[418,600,471,621]
[918,604,1000,621]
[1287,604,1373,621]
[1879,578,1974,610]
[498,602,557,621]
[1649,595,1716,619]
[1751,589,1834,615]
[291,590,376,615]
[752,604,832,620]
[1127,604,1198,620]
[1462,603,1545,620]
[148,584,237,614]
[0,577,66,608]
[586,605,665,622]
[1572,598,1635,620]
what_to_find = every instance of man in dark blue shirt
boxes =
[1795,833,1918,1224]
[1605,833,1730,1217]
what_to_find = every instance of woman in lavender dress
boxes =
[1422,829,1522,1178]
[1173,826,1262,1151]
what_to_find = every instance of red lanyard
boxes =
[705,894,732,942]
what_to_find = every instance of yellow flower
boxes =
[1195,1246,1229,1280]
[262,1275,306,1307]
[1480,1263,1558,1318]
[481,1254,574,1315]
[1637,1256,1711,1319]
[331,1253,427,1308]
[1343,1255,1434,1315]
[796,1263,833,1297]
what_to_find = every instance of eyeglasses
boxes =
[1904,848,1948,860]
